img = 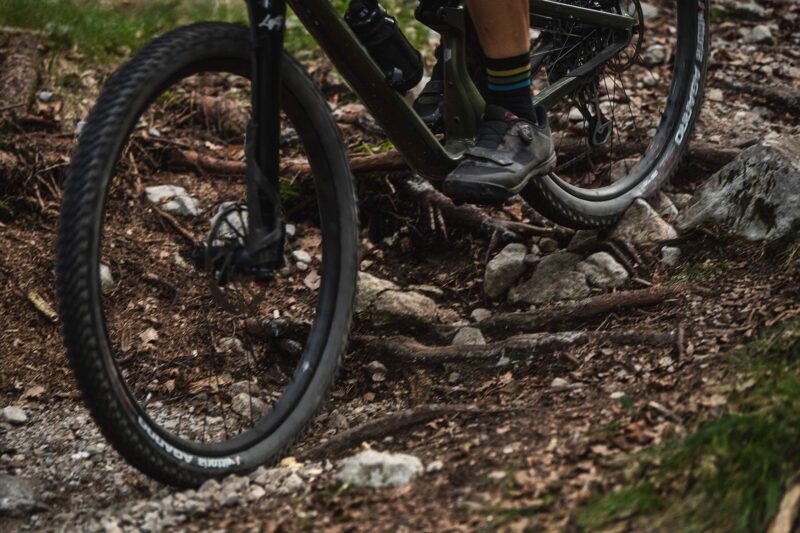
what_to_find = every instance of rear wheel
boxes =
[524,0,710,228]
[56,23,359,487]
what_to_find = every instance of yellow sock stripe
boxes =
[486,64,531,77]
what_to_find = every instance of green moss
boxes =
[578,321,800,532]
[668,261,720,284]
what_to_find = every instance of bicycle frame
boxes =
[243,0,635,265]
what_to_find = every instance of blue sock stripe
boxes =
[487,79,532,92]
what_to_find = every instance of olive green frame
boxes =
[288,0,635,182]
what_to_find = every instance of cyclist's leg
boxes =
[466,0,534,122]
[443,0,556,204]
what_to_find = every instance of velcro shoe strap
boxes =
[464,146,514,166]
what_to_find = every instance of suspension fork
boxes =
[244,0,287,277]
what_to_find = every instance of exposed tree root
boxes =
[299,404,511,460]
[717,79,800,114]
[479,285,685,337]
[393,175,569,242]
[0,32,39,116]
[356,328,678,365]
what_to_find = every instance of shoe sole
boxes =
[443,152,557,205]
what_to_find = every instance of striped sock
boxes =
[485,52,535,122]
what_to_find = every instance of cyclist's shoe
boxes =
[443,105,556,204]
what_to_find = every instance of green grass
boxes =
[668,260,721,284]
[579,320,800,532]
[0,0,428,60]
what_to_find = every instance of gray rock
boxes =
[371,290,439,326]
[577,252,629,289]
[37,91,54,102]
[356,272,399,313]
[661,246,682,267]
[1,406,28,425]
[742,24,773,44]
[452,327,486,346]
[209,202,248,242]
[291,250,312,264]
[538,237,559,253]
[642,44,668,66]
[509,252,591,305]
[484,243,527,300]
[640,2,659,20]
[676,137,800,241]
[669,193,693,211]
[335,450,423,488]
[567,230,600,252]
[99,264,114,292]
[470,308,492,323]
[145,185,200,217]
[231,393,266,420]
[650,192,679,219]
[304,270,321,290]
[277,472,304,495]
[0,475,45,516]
[611,199,678,245]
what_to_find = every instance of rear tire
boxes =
[56,23,358,487]
[523,0,710,229]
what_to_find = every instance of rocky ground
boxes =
[2,0,800,531]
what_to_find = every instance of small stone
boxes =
[611,199,678,245]
[508,252,591,305]
[355,272,399,313]
[172,253,189,270]
[567,230,600,252]
[538,238,559,253]
[640,2,659,20]
[366,360,387,375]
[484,243,527,300]
[642,44,668,66]
[197,478,221,495]
[303,271,321,291]
[285,224,297,237]
[247,485,266,502]
[470,308,492,323]
[70,451,90,461]
[425,460,444,473]
[1,406,28,425]
[75,120,87,136]
[669,193,693,211]
[37,91,54,102]
[707,88,724,102]
[148,127,162,138]
[726,1,767,20]
[99,264,114,293]
[145,185,200,217]
[610,391,626,400]
[523,254,541,267]
[650,192,679,219]
[743,24,773,44]
[217,336,245,354]
[291,250,312,264]
[277,472,304,495]
[231,393,266,420]
[452,327,486,346]
[335,450,423,488]
[661,246,681,267]
[448,372,460,384]
[0,474,45,517]
[550,377,570,389]
[183,498,210,515]
[295,261,309,272]
[577,252,629,289]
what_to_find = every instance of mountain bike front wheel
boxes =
[56,23,359,488]
[523,0,710,229]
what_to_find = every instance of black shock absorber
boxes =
[345,0,424,93]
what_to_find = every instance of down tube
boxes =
[287,0,457,181]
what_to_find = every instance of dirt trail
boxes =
[1,1,800,531]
